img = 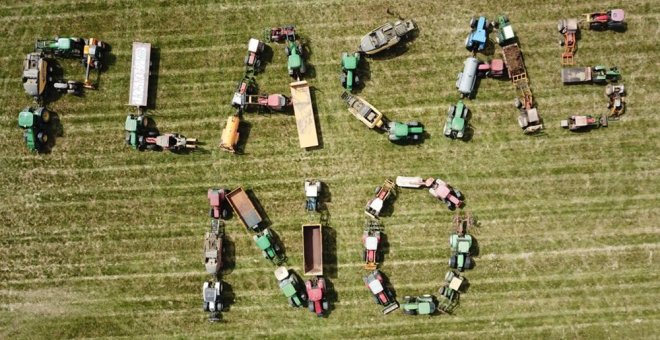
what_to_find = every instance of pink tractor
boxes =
[396,176,465,210]
[207,188,230,220]
[265,25,297,42]
[305,277,329,317]
[477,59,506,79]
[585,9,625,30]
[245,93,291,112]
[245,38,265,73]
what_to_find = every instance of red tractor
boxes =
[305,277,329,317]
[427,178,464,210]
[585,9,625,30]
[362,220,382,270]
[207,188,230,219]
[245,38,265,73]
[141,133,197,152]
[265,25,296,42]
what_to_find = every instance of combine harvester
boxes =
[496,18,543,134]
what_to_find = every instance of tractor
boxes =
[231,76,258,108]
[208,188,230,219]
[305,276,329,317]
[477,59,506,79]
[35,37,85,58]
[560,115,608,131]
[584,9,625,30]
[493,15,515,46]
[362,219,383,270]
[428,178,464,210]
[365,179,397,219]
[202,281,223,322]
[245,38,265,73]
[203,220,224,277]
[265,25,296,42]
[438,271,463,313]
[253,228,285,265]
[17,106,50,152]
[274,266,307,307]
[606,84,625,118]
[358,20,416,55]
[401,295,437,316]
[387,121,424,143]
[592,66,621,84]
[363,270,399,314]
[449,227,473,272]
[244,93,291,112]
[444,100,469,140]
[124,114,153,150]
[340,52,360,92]
[304,180,322,212]
[465,16,491,52]
[285,40,306,79]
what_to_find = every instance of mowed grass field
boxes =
[1,0,659,338]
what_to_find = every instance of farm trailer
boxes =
[290,80,319,149]
[501,42,542,133]
[226,187,263,232]
[302,224,323,276]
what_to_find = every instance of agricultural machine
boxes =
[456,57,479,98]
[558,18,579,65]
[387,121,424,143]
[401,295,436,316]
[342,92,386,131]
[202,281,223,322]
[22,52,82,100]
[428,178,464,210]
[285,40,306,79]
[493,15,515,46]
[365,178,397,219]
[561,66,621,84]
[203,220,224,276]
[358,20,416,55]
[124,114,154,149]
[35,37,85,58]
[304,180,322,212]
[453,212,475,236]
[584,9,625,30]
[17,106,50,152]
[363,270,399,314]
[150,133,197,152]
[124,115,196,151]
[219,114,240,153]
[438,271,463,313]
[560,115,608,131]
[253,228,285,265]
[444,100,469,139]
[265,25,296,42]
[208,188,230,219]
[231,76,258,108]
[465,16,491,52]
[362,220,383,270]
[274,266,307,307]
[305,277,329,317]
[244,38,265,73]
[606,84,626,118]
[340,52,360,92]
[81,38,108,88]
[449,228,473,272]
[477,59,506,78]
[226,187,263,231]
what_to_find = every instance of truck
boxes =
[561,66,621,84]
[290,80,319,148]
[226,187,263,231]
[302,224,323,276]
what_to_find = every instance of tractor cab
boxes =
[368,278,384,295]
[365,236,379,251]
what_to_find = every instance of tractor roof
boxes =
[255,234,272,250]
[124,116,138,132]
[394,123,409,137]
[274,266,289,281]
[57,38,72,49]
[342,55,358,69]
[288,54,302,69]
[365,236,379,250]
[610,9,624,21]
[18,111,35,128]
[203,287,218,302]
[457,237,472,253]
[368,279,384,294]
[418,302,433,314]
[247,38,261,53]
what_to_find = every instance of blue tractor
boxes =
[465,16,492,52]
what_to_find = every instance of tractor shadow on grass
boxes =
[235,120,252,155]
[470,235,480,258]
[379,229,391,260]
[257,44,274,74]
[319,181,332,211]
[146,47,161,111]
[378,270,397,299]
[352,57,371,95]
[304,86,324,151]
[322,216,338,279]
[220,234,236,275]
[322,276,338,317]
[39,111,64,154]
[377,191,398,218]
[220,280,236,313]
[302,38,316,80]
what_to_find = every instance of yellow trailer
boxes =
[290,80,319,148]
[219,115,240,153]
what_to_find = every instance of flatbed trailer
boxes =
[302,224,323,276]
[561,67,593,84]
[128,42,151,112]
[290,80,319,148]
[226,187,263,231]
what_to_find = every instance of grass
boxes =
[1,0,659,338]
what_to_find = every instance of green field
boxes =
[1,0,659,338]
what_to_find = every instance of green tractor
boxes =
[18,107,50,152]
[438,271,463,313]
[124,114,154,150]
[35,37,85,58]
[340,52,360,92]
[274,266,307,307]
[592,66,621,84]
[285,40,306,79]
[494,15,516,46]
[449,228,473,272]
[387,121,424,143]
[253,228,285,265]
[444,100,469,139]
[401,295,437,315]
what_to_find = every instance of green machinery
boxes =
[286,40,306,79]
[253,228,285,265]
[494,15,516,45]
[401,295,436,315]
[387,121,424,143]
[438,271,464,313]
[17,107,50,152]
[444,100,469,139]
[340,52,360,92]
[274,266,307,307]
[35,37,85,58]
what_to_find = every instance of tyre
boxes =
[141,116,149,127]
[354,75,359,84]
[469,17,476,28]
[341,52,348,60]
[244,55,249,66]
[362,249,367,261]
[40,110,51,123]
[262,250,268,259]
[288,297,295,307]
[404,308,416,315]
[407,121,419,127]
[465,256,473,269]
[221,208,229,219]
[308,301,315,312]
[322,301,329,311]
[147,131,158,137]
[449,255,457,268]
[447,105,455,116]
[514,97,522,109]
[299,64,306,74]
[557,20,566,33]
[146,144,158,151]
[124,131,131,144]
[454,190,463,199]
[284,46,290,55]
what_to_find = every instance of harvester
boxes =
[22,52,82,100]
[362,219,383,270]
[253,228,285,265]
[274,266,307,307]
[558,19,579,65]
[358,20,416,55]
[340,52,360,92]
[17,106,50,152]
[342,92,386,131]
[363,270,399,314]
[365,179,397,219]
[438,271,463,313]
[387,121,424,143]
[203,220,224,277]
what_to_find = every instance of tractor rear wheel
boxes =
[308,301,315,312]
[465,256,473,269]
[449,255,457,268]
